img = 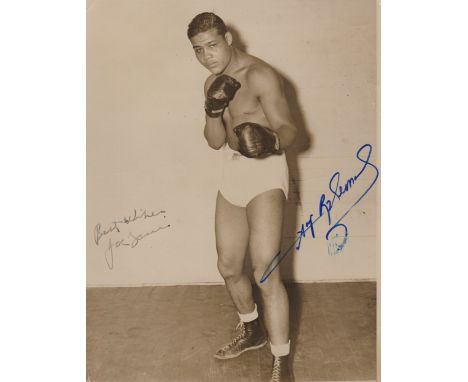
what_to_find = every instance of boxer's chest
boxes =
[224,75,267,124]
[223,75,270,148]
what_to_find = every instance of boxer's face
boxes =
[190,28,232,74]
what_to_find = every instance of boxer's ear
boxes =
[224,31,233,46]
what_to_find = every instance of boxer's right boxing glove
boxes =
[205,74,241,118]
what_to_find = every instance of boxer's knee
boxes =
[217,257,243,282]
[253,267,282,296]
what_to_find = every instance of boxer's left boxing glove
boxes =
[205,75,241,118]
[234,122,280,158]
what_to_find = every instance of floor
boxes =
[87,282,376,382]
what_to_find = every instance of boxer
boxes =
[188,12,297,382]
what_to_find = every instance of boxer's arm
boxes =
[248,66,297,150]
[203,76,226,149]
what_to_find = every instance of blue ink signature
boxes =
[260,143,379,283]
[327,233,349,256]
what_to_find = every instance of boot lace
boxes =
[271,357,282,382]
[220,321,245,351]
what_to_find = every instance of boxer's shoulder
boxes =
[245,61,281,94]
[230,54,269,77]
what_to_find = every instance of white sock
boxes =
[238,304,258,322]
[270,340,291,357]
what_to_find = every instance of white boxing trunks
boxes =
[219,143,289,207]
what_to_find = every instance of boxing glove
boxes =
[205,75,241,118]
[234,122,280,158]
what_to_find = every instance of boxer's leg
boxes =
[247,189,293,381]
[215,191,253,313]
[215,191,267,359]
[247,188,289,345]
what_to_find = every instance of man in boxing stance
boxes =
[187,12,297,382]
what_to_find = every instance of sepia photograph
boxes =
[87,1,379,381]
[4,1,468,382]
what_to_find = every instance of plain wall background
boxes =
[87,0,378,286]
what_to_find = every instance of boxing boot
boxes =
[270,354,294,382]
[214,318,267,359]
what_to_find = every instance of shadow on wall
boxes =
[278,68,314,281]
[228,24,248,53]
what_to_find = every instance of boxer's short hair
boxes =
[187,12,227,39]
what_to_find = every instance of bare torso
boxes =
[206,51,273,151]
